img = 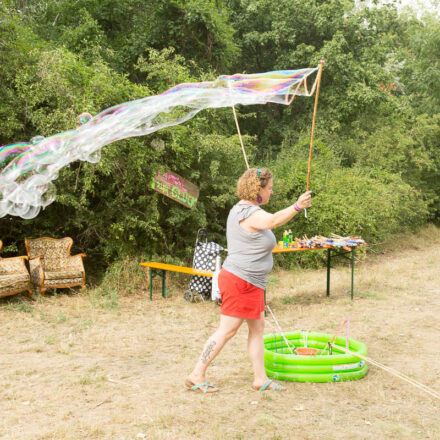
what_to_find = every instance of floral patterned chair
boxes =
[0,240,32,298]
[25,237,86,295]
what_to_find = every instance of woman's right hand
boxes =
[296,191,312,210]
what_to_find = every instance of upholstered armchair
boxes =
[25,237,86,295]
[0,240,32,298]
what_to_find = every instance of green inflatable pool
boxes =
[264,331,368,382]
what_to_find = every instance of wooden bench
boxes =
[140,262,213,300]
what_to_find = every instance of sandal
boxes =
[185,379,219,393]
[252,379,286,391]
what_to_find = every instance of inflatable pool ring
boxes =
[264,331,368,382]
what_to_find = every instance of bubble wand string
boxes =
[266,304,296,355]
[330,343,440,401]
[232,105,250,170]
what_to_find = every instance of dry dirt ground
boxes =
[1,226,440,440]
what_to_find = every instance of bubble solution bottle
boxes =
[283,230,289,248]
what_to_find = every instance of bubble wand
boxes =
[305,58,324,219]
[0,68,322,219]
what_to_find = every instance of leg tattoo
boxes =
[201,340,216,364]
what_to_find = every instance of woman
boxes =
[185,167,312,392]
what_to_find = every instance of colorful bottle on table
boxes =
[288,229,292,245]
[283,230,289,248]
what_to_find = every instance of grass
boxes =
[0,225,440,439]
[2,299,34,314]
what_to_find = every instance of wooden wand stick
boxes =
[305,58,324,218]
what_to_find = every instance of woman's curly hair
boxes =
[236,168,273,202]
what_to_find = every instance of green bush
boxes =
[1,1,439,283]
[269,142,429,267]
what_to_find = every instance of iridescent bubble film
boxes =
[0,68,318,219]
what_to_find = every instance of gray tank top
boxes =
[222,203,277,290]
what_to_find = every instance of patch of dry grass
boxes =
[1,225,440,439]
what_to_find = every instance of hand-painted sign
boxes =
[151,169,199,209]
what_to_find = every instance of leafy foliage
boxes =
[0,1,439,277]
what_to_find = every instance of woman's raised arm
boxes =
[243,191,312,231]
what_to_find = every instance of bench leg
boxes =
[148,268,166,300]
[351,248,355,301]
[326,248,331,297]
[162,270,166,298]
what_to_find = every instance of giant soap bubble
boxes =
[0,68,319,219]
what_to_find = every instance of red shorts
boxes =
[218,268,265,320]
